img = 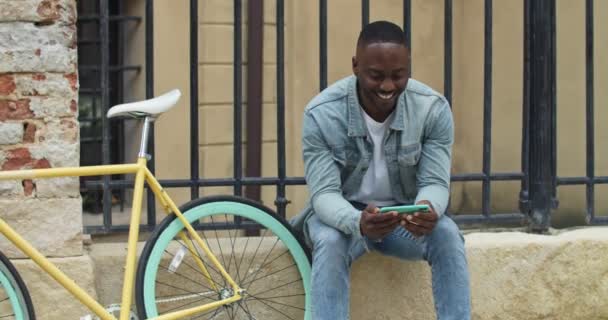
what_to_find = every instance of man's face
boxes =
[352,42,410,119]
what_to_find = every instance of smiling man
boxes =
[291,21,471,319]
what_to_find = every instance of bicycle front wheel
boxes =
[0,250,35,320]
[135,196,311,320]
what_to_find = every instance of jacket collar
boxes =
[346,76,407,137]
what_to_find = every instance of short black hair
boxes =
[357,20,407,48]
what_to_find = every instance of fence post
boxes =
[525,0,557,232]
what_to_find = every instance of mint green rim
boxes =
[142,201,311,319]
[0,267,25,320]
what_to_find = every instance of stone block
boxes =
[10,72,78,99]
[0,0,77,24]
[35,176,79,198]
[0,122,24,144]
[0,180,23,196]
[0,22,76,73]
[28,96,77,119]
[12,254,98,320]
[29,142,78,167]
[0,198,83,258]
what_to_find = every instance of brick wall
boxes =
[0,0,82,258]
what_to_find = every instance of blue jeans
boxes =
[307,213,471,320]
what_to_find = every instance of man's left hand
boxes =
[400,200,439,237]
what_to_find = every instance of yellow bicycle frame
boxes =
[0,157,243,320]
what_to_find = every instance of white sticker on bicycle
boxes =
[168,246,187,273]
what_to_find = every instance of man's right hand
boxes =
[359,204,401,240]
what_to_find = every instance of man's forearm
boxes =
[311,191,364,238]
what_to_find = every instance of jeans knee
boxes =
[311,227,351,263]
[426,216,465,254]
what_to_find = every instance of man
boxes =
[291,21,471,319]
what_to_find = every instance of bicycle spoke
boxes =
[249,292,305,300]
[224,214,243,286]
[155,280,218,303]
[239,249,289,285]
[240,228,270,286]
[159,259,218,293]
[234,230,252,288]
[245,295,296,320]
[240,254,293,287]
[209,215,229,288]
[248,278,303,297]
[170,241,224,290]
[243,237,281,293]
[173,240,223,278]
[245,293,305,311]
[0,314,15,319]
[236,302,256,320]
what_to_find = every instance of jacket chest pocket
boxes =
[397,143,421,197]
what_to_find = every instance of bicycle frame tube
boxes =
[0,164,140,181]
[0,159,243,319]
[0,164,145,320]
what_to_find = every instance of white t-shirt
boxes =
[347,107,397,207]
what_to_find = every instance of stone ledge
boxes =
[15,227,606,319]
[94,227,608,319]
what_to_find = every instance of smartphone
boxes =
[378,204,430,215]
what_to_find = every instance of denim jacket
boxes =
[291,75,453,248]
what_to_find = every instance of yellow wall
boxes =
[127,0,607,226]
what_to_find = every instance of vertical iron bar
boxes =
[482,0,492,217]
[234,0,243,196]
[362,0,369,27]
[585,0,594,222]
[100,0,112,230]
[276,0,288,218]
[190,0,200,200]
[444,0,452,105]
[526,0,556,231]
[245,0,263,202]
[145,0,156,227]
[320,0,327,90]
[403,0,412,76]
[117,0,126,212]
[520,0,531,213]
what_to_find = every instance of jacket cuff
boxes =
[415,185,449,216]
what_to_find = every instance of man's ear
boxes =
[352,56,358,75]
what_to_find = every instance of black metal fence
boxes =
[79,0,607,235]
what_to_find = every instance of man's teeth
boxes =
[378,92,393,100]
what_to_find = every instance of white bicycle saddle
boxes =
[106,89,181,118]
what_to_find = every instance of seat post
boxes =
[138,116,153,158]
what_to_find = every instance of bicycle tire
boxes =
[135,195,311,320]
[0,250,36,320]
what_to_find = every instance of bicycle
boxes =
[0,89,312,320]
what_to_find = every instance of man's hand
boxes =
[400,200,439,237]
[359,204,401,240]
